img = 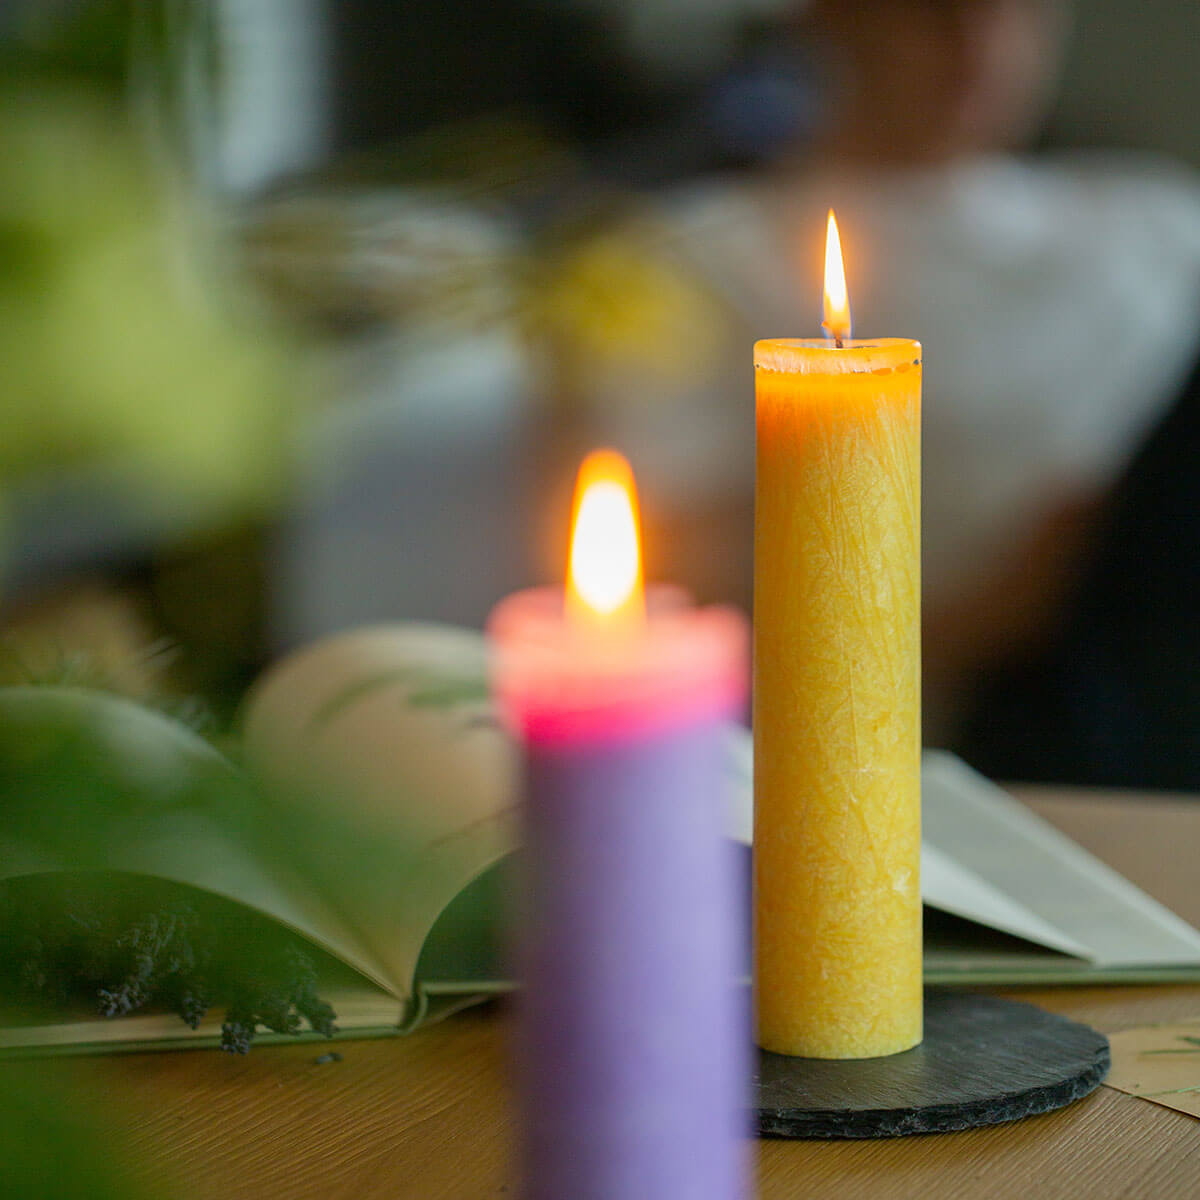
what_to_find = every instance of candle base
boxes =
[753,990,1108,1139]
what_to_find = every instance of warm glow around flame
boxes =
[565,449,645,630]
[822,210,852,343]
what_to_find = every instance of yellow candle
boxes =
[753,215,922,1059]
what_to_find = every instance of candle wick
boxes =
[835,335,844,350]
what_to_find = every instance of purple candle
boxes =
[489,450,749,1200]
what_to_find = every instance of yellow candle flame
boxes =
[565,449,646,630]
[822,210,852,345]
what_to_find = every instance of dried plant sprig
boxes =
[0,875,338,1054]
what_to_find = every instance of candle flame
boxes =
[565,449,645,630]
[822,210,852,344]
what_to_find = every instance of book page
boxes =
[920,842,1092,960]
[242,624,520,1005]
[922,752,1200,967]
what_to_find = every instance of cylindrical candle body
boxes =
[490,589,749,1200]
[753,337,922,1059]
[522,721,744,1198]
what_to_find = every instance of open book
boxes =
[3,623,1200,1055]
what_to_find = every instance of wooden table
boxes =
[27,789,1200,1199]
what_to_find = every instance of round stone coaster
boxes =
[755,989,1110,1139]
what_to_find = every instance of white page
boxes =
[243,624,520,1002]
[920,842,1092,959]
[921,752,1200,967]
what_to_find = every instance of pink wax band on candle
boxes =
[488,448,750,1200]
[489,586,747,745]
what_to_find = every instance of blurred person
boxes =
[615,0,1200,785]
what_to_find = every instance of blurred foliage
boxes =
[244,185,523,333]
[0,10,302,707]
[0,581,183,707]
[0,1066,156,1199]
[147,524,271,709]
[1,0,214,97]
[0,86,299,520]
[245,168,727,401]
[1,0,141,87]
[0,8,309,1182]
[326,113,579,203]
[0,686,345,1051]
[0,873,336,1054]
[521,219,729,396]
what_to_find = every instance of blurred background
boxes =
[2,0,1200,787]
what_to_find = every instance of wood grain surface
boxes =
[17,788,1200,1200]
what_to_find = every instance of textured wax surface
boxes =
[518,719,749,1199]
[753,340,922,1058]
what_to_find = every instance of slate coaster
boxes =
[755,989,1110,1139]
